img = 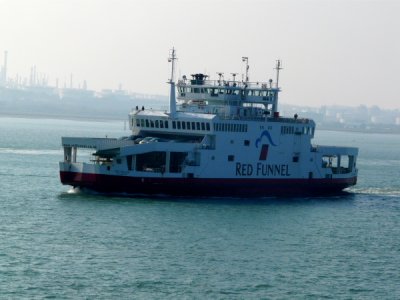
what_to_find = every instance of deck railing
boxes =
[177,79,278,90]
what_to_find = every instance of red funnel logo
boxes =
[259,144,269,161]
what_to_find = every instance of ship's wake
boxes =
[347,186,400,197]
[0,147,61,156]
[67,187,81,194]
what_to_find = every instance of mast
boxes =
[275,59,282,88]
[242,57,249,83]
[273,60,282,114]
[168,48,177,117]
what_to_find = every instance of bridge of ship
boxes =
[176,73,279,106]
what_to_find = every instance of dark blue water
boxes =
[1,116,399,298]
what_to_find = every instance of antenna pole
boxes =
[168,48,177,117]
[242,57,249,83]
[169,48,176,84]
[275,60,282,88]
[272,60,283,114]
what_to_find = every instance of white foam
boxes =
[67,187,81,194]
[349,187,400,197]
[0,147,61,156]
[0,147,91,157]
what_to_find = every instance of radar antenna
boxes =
[231,73,238,82]
[217,72,224,86]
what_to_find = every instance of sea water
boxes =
[0,116,399,299]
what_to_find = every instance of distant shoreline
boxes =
[1,112,399,135]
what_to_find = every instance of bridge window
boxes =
[182,122,186,130]
[196,122,200,130]
[206,123,210,131]
[160,120,164,128]
[155,120,159,128]
[136,119,140,127]
[201,123,205,131]
[281,125,295,135]
[145,119,149,127]
[172,121,176,129]
[177,121,181,130]
[140,119,145,127]
[187,122,191,130]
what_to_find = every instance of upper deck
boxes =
[131,57,309,132]
[173,59,282,119]
[176,73,279,110]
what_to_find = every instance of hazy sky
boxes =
[1,0,399,109]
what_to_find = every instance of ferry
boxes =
[59,49,358,197]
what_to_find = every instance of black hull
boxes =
[60,171,357,197]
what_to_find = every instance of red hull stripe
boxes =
[60,171,357,197]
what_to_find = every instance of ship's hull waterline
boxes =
[60,171,357,197]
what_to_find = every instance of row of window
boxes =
[136,119,169,129]
[134,118,211,131]
[214,123,248,133]
[172,120,210,131]
[178,87,276,98]
[135,118,310,136]
[281,125,314,135]
[281,126,295,135]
